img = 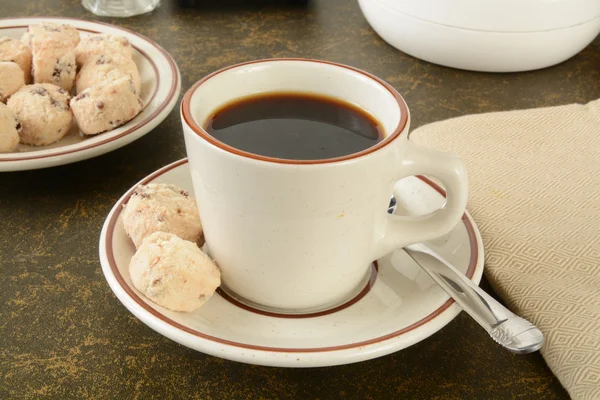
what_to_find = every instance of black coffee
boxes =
[204,93,384,160]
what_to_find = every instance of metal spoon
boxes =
[389,197,544,354]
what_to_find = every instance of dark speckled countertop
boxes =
[2,0,598,398]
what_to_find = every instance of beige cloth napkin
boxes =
[410,99,600,400]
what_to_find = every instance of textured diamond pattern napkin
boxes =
[410,99,600,400]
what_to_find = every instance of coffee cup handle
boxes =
[374,140,468,259]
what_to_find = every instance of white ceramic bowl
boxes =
[359,0,600,72]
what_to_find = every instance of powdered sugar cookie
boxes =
[70,76,142,135]
[0,102,20,152]
[24,22,79,91]
[75,54,141,94]
[129,232,220,312]
[75,33,133,66]
[7,83,72,146]
[0,37,32,83]
[0,62,25,102]
[24,22,80,48]
[122,183,203,249]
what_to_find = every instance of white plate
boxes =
[99,159,484,367]
[0,17,181,172]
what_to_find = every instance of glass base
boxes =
[82,0,160,17]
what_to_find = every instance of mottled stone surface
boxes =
[2,0,598,398]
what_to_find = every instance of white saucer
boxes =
[99,158,484,367]
[0,17,181,172]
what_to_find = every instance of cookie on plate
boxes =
[0,62,25,102]
[0,102,20,152]
[76,33,133,66]
[129,232,221,312]
[23,22,80,91]
[122,183,203,249]
[7,83,72,146]
[0,37,32,83]
[70,76,143,135]
[23,22,80,48]
[75,54,141,95]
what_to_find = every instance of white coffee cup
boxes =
[181,59,468,312]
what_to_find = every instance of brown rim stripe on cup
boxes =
[215,262,378,319]
[181,58,410,165]
[105,158,479,353]
[0,18,178,163]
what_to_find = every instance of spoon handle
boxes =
[404,243,544,354]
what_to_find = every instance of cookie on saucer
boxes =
[122,183,203,249]
[129,232,221,312]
